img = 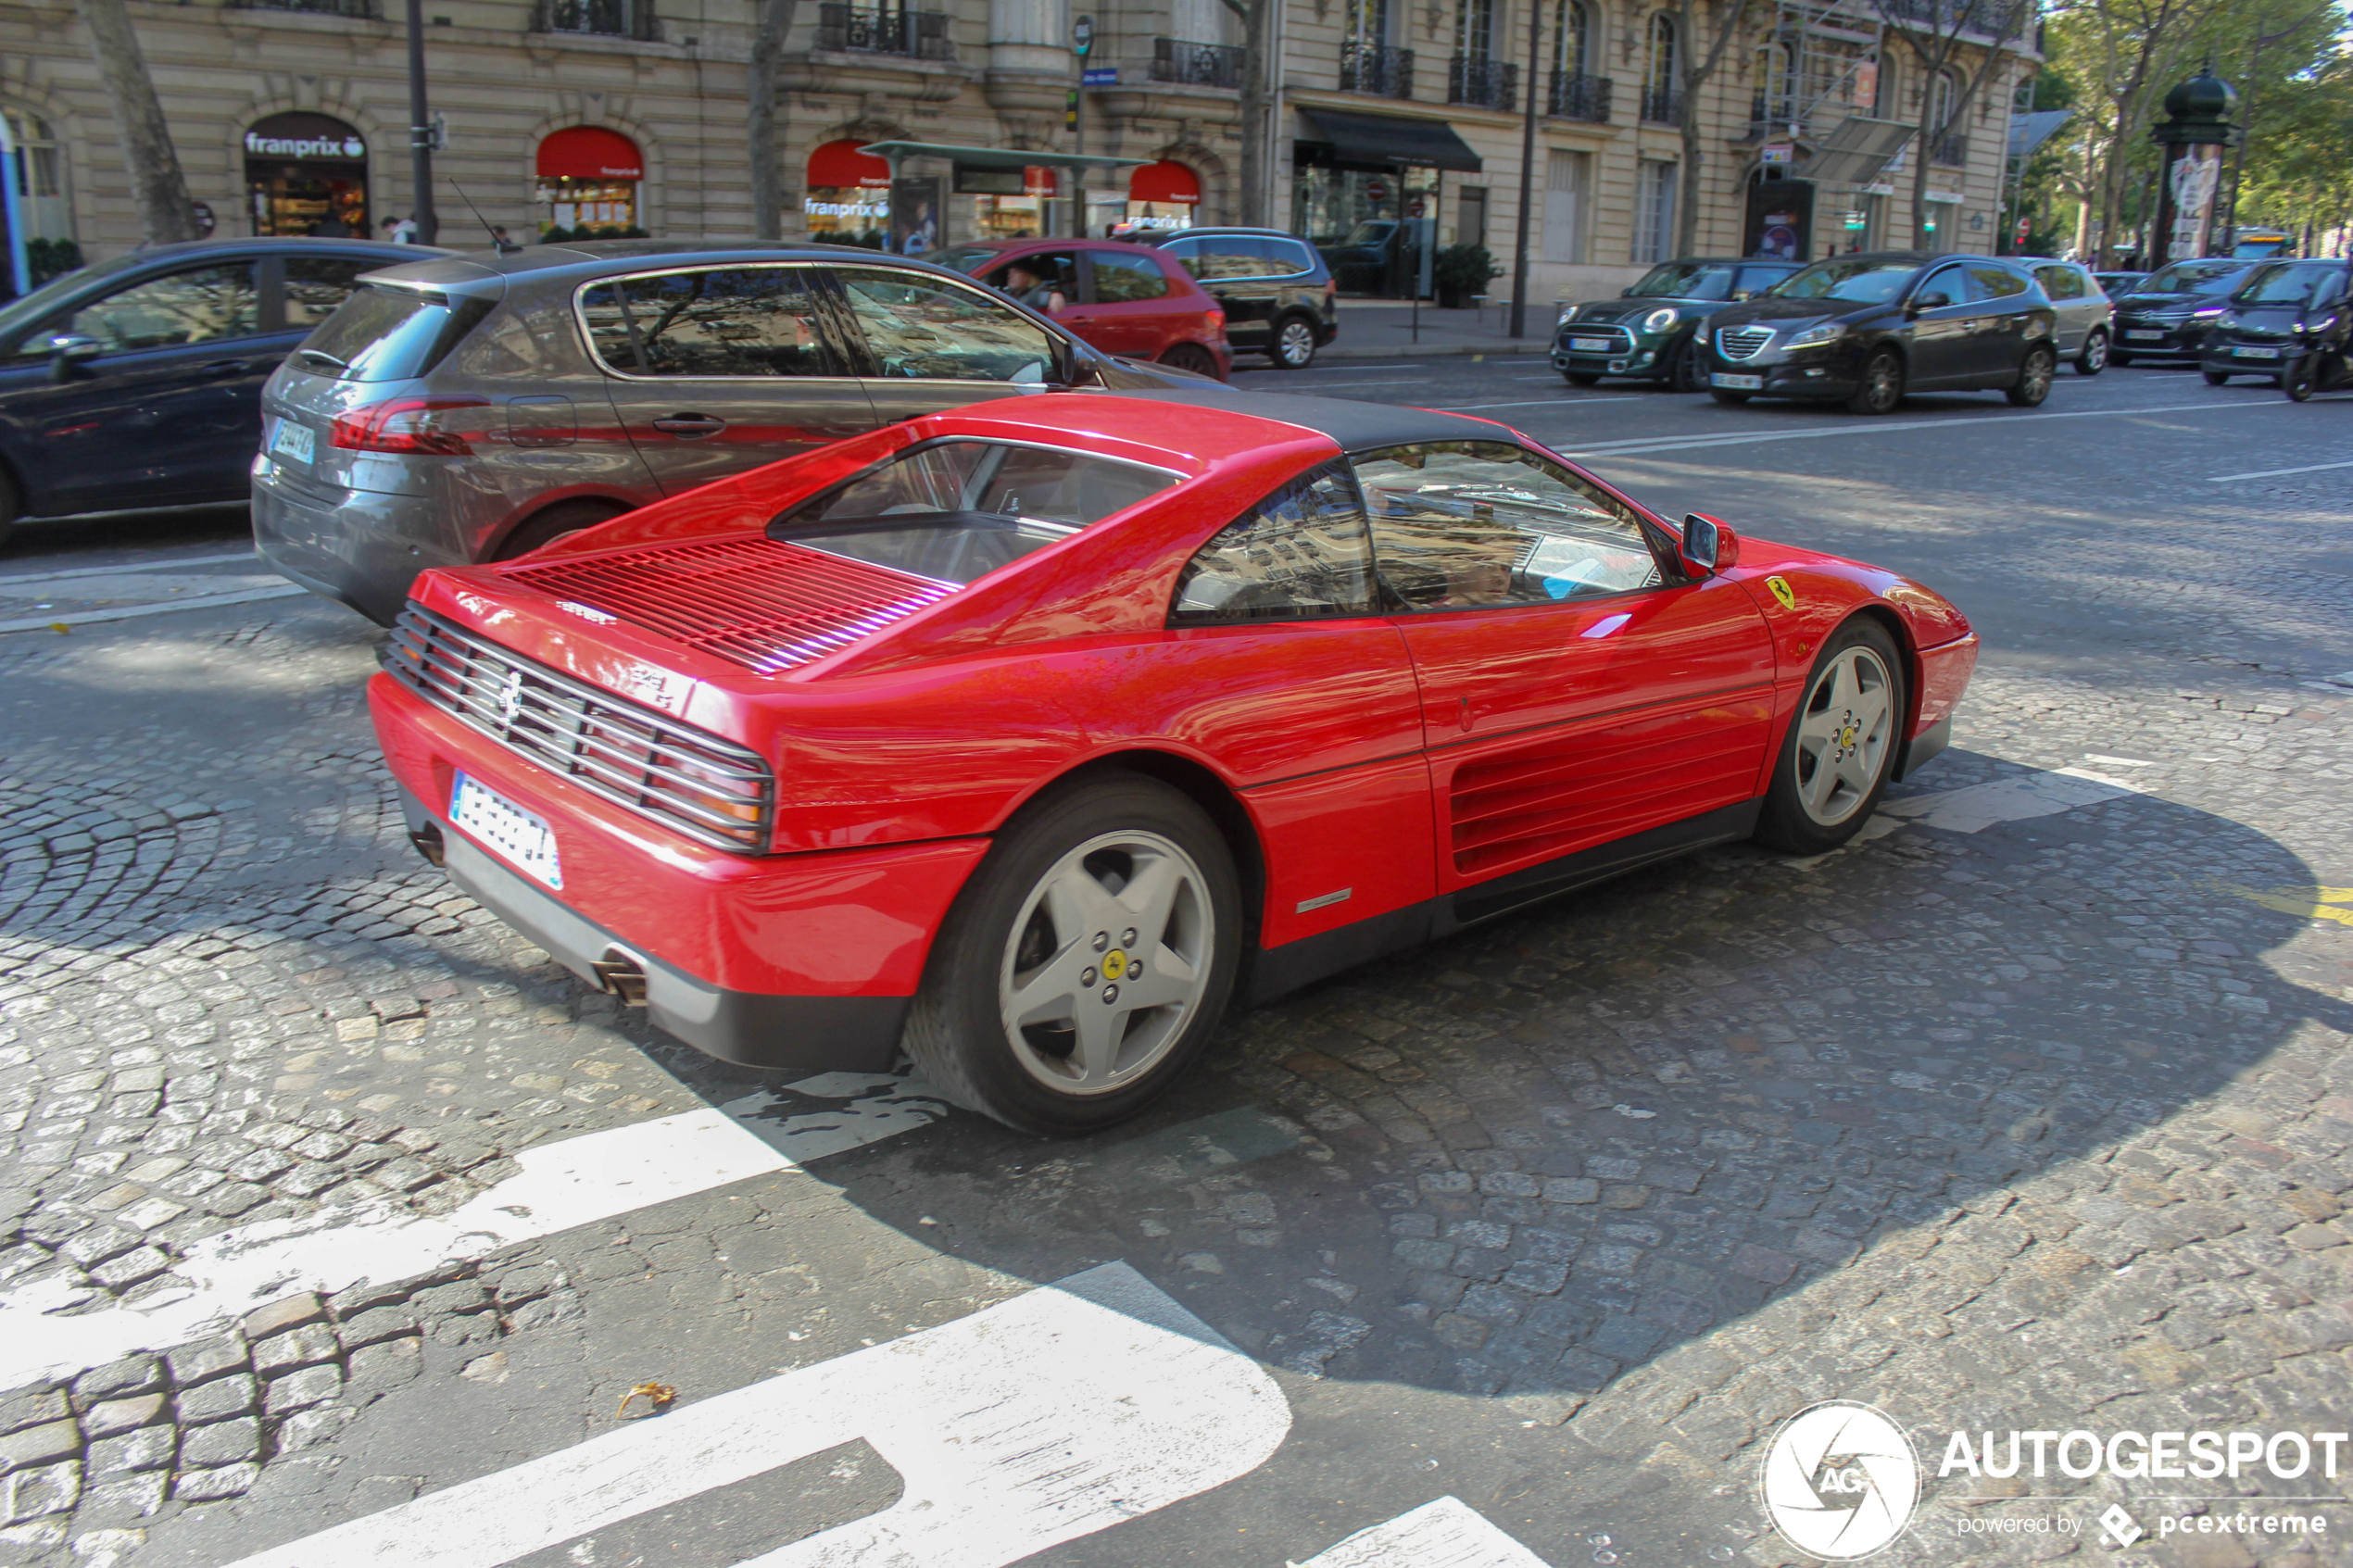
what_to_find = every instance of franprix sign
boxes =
[244,113,367,163]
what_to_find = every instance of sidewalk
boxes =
[1317,298,1560,360]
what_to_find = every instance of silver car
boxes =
[254,241,1214,623]
[2026,258,2115,376]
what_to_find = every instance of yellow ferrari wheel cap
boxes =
[1102,949,1127,980]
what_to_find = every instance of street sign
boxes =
[1761,144,1794,166]
[1073,13,1092,54]
[1082,67,1118,85]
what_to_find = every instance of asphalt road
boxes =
[3,356,2351,1568]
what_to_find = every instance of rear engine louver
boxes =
[505,535,954,674]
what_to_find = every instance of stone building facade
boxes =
[3,0,2034,302]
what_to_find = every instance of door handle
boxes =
[200,359,252,374]
[651,416,725,437]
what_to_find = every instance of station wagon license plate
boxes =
[451,771,562,888]
[2124,329,2165,341]
[269,418,316,464]
[1712,372,1764,390]
[1570,337,1615,352]
[2233,345,2281,359]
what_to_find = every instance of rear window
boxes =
[770,438,1177,586]
[287,285,491,382]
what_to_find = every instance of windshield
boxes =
[1629,262,1738,300]
[2233,261,2342,306]
[771,439,1177,587]
[2135,260,2250,296]
[1767,257,1919,305]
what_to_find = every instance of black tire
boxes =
[1159,342,1223,379]
[1709,389,1751,405]
[1565,370,1604,387]
[902,774,1244,1135]
[2006,345,2057,407]
[1846,349,1904,415]
[2204,370,2232,386]
[2110,350,2134,367]
[0,467,19,555]
[2074,328,2108,376]
[2285,355,2318,401]
[491,498,631,561]
[1753,618,1908,856]
[1667,338,1706,394]
[1266,314,1319,370]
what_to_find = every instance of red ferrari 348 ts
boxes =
[370,390,1977,1135]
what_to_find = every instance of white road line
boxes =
[0,550,258,584]
[0,1079,947,1391]
[0,584,308,633]
[1876,766,2149,834]
[1552,397,2277,459]
[1293,1498,1551,1567]
[2207,458,2353,482]
[1252,379,1424,389]
[222,1261,1291,1568]
[1433,397,1642,410]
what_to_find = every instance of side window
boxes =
[283,257,380,329]
[1969,264,2030,299]
[1917,265,1973,307]
[1158,236,1202,275]
[982,250,1079,311]
[832,269,1059,383]
[1171,461,1377,624]
[1265,237,1320,277]
[1353,441,1664,612]
[1089,250,1173,303]
[62,264,260,351]
[579,267,841,377]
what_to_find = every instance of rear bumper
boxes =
[251,466,434,626]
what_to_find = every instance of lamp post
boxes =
[405,0,439,244]
[1508,0,1543,337]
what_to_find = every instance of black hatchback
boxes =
[1148,228,1338,369]
[1699,251,2059,415]
[0,236,429,548]
[2199,258,2353,385]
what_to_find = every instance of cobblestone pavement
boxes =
[2,367,2351,1568]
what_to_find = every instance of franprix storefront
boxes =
[536,126,646,238]
[244,112,369,238]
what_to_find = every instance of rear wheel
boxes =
[1753,619,1906,856]
[1160,342,1222,379]
[2075,328,2108,375]
[491,498,631,561]
[2006,345,2057,407]
[2204,369,2233,386]
[1564,370,1604,386]
[902,775,1243,1135]
[1846,349,1905,415]
[2285,354,2319,401]
[1268,314,1319,370]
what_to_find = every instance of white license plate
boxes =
[269,418,316,464]
[451,771,562,888]
[2233,345,2281,359]
[1712,372,1764,390]
[2124,330,2165,341]
[1570,337,1615,352]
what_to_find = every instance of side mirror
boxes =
[1620,285,1637,296]
[1681,512,1740,575]
[46,333,102,383]
[1908,290,1952,315]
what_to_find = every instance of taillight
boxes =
[1206,308,1226,332]
[330,396,490,456]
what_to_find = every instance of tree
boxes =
[2042,0,2219,263]
[1670,0,1760,256]
[1217,0,1270,224]
[748,0,799,240]
[1872,0,2034,247]
[77,0,196,245]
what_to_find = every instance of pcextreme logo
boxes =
[1761,1400,1922,1560]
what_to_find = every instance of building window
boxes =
[1553,0,1587,74]
[1543,149,1587,262]
[4,110,71,246]
[803,138,890,243]
[1634,159,1676,264]
[1642,16,1681,121]
[536,126,645,238]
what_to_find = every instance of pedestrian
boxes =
[386,213,420,245]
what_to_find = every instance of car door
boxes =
[0,258,267,513]
[1355,440,1779,898]
[1176,235,1282,351]
[1966,263,2037,383]
[1078,248,1196,360]
[1901,263,1980,388]
[583,262,882,497]
[825,264,1072,426]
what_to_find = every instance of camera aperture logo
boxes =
[1761,1401,1921,1560]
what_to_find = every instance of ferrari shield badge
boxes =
[1766,576,1796,611]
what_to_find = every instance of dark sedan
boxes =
[1553,257,1803,391]
[0,237,430,549]
[2108,258,2259,367]
[2199,258,2352,385]
[1699,252,2059,415]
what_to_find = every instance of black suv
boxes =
[1149,228,1338,369]
[1700,251,2059,415]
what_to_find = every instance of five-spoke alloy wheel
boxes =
[1754,619,1908,855]
[1271,315,1319,369]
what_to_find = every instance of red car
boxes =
[936,238,1232,382]
[370,391,1976,1135]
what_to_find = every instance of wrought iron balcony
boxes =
[1639,83,1682,123]
[530,0,658,39]
[223,0,383,19]
[1151,37,1244,88]
[1447,56,1518,108]
[815,3,953,59]
[1928,129,1969,165]
[1340,40,1414,98]
[1548,69,1611,121]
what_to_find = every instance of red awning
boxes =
[536,126,644,182]
[1128,160,1201,205]
[806,139,891,189]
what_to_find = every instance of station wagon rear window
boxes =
[289,284,493,382]
[770,439,1177,586]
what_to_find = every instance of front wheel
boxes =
[902,775,1243,1135]
[2285,354,2319,401]
[1753,620,1907,856]
[2075,328,2108,375]
[1268,314,1318,370]
[1667,338,1706,394]
[2006,345,2057,407]
[2204,370,2233,386]
[1846,349,1905,415]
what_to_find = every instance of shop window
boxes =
[244,111,370,238]
[803,138,890,245]
[536,126,645,240]
[1120,160,1200,235]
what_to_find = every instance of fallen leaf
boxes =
[616,1381,676,1419]
[49,623,70,634]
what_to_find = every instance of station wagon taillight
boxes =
[330,396,491,457]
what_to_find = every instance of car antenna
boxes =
[447,180,506,250]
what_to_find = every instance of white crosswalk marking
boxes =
[1877,765,2149,834]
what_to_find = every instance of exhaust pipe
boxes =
[592,948,649,1007]
[408,819,446,867]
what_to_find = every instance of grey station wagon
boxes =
[253,241,1216,624]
